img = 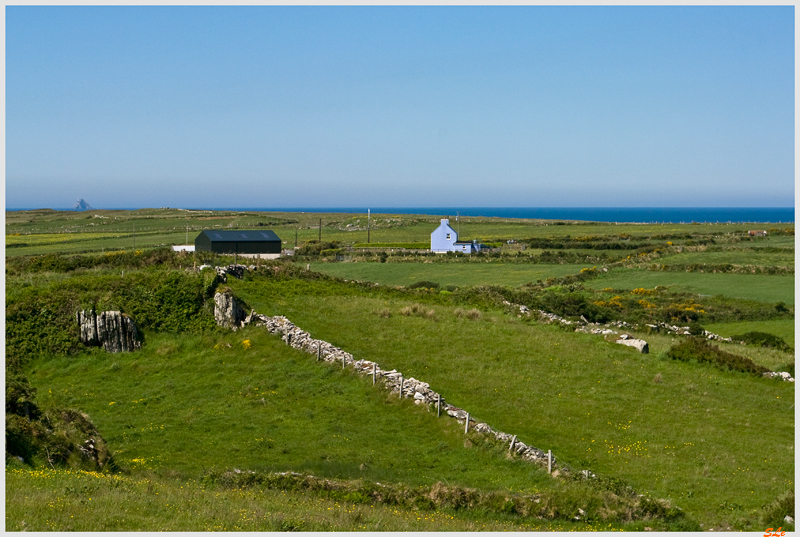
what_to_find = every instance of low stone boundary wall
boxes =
[218,296,571,476]
[247,313,561,470]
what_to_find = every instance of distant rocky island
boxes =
[73,199,93,211]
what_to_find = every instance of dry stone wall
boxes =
[216,292,573,476]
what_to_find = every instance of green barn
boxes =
[194,230,282,257]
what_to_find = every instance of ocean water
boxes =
[207,207,795,224]
[9,207,794,223]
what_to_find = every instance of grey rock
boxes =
[77,310,141,352]
[616,337,649,353]
[214,292,245,329]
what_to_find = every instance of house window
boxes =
[446,233,451,240]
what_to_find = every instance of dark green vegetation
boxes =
[6,209,794,531]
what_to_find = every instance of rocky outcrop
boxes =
[72,198,93,211]
[214,291,245,329]
[615,335,649,354]
[77,310,140,352]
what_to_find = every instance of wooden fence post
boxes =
[437,394,441,417]
[317,344,321,362]
[399,376,403,398]
[342,354,345,369]
[547,450,552,474]
[464,413,470,434]
[510,435,516,452]
[372,363,376,385]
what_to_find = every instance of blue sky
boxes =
[5,6,795,209]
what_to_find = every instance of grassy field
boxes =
[308,262,594,288]
[7,208,793,256]
[703,319,796,349]
[656,249,794,268]
[225,275,794,529]
[6,209,794,531]
[586,268,795,305]
[5,467,598,532]
[21,327,679,532]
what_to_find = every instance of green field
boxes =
[703,319,796,348]
[309,262,593,288]
[227,275,794,528]
[587,268,795,305]
[8,208,792,256]
[6,209,795,531]
[657,249,794,268]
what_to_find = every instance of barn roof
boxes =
[198,229,281,242]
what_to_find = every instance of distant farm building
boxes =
[748,230,768,237]
[195,230,282,258]
[430,219,481,253]
[171,245,195,252]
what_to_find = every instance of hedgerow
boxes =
[6,268,218,372]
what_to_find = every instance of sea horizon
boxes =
[6,206,795,224]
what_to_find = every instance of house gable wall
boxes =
[431,219,459,253]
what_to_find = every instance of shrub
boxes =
[666,338,770,375]
[408,280,440,290]
[5,374,114,471]
[296,240,341,256]
[730,331,793,353]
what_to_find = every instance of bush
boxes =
[5,375,115,470]
[666,338,770,375]
[408,281,440,290]
[296,240,341,256]
[730,331,793,353]
[6,269,218,371]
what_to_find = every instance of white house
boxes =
[430,219,480,253]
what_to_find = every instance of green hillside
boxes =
[5,209,795,531]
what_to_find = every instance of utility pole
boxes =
[186,220,189,244]
[295,228,298,247]
[319,218,322,242]
[457,212,460,235]
[367,209,371,244]
[133,222,135,250]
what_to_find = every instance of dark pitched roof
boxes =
[198,229,281,242]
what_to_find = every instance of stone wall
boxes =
[215,292,576,476]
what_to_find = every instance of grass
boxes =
[21,327,694,532]
[587,268,795,305]
[29,330,569,491]
[226,274,794,529]
[606,330,793,373]
[657,249,794,268]
[308,262,594,288]
[6,209,794,531]
[7,208,793,257]
[5,467,592,531]
[703,320,795,349]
